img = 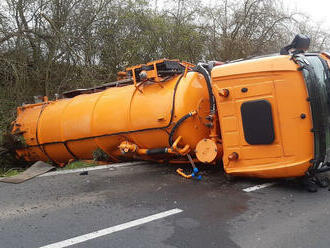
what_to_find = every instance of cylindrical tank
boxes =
[12,72,211,164]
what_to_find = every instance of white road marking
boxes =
[39,208,183,248]
[39,161,146,177]
[242,182,276,192]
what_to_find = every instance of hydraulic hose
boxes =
[169,111,196,146]
[194,64,216,115]
[145,148,168,155]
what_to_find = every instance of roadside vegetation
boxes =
[0,160,98,177]
[1,0,330,172]
[60,161,98,170]
[0,167,23,177]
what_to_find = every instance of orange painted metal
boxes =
[195,138,219,163]
[13,71,211,164]
[176,168,193,179]
[212,55,314,178]
[12,55,330,179]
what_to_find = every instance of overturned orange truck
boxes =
[11,35,330,184]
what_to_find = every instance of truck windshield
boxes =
[302,55,330,165]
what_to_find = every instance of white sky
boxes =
[1,0,329,29]
[206,0,330,27]
[155,0,330,30]
[287,0,330,29]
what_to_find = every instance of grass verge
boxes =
[60,160,98,170]
[0,160,101,177]
[0,168,24,177]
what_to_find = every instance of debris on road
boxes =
[0,161,54,184]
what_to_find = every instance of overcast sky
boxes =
[1,0,329,30]
[205,0,330,28]
[155,0,330,30]
[287,0,330,29]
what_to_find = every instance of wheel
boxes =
[302,176,318,193]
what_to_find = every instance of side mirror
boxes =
[280,34,310,55]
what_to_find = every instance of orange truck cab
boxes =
[212,52,330,180]
[9,34,330,188]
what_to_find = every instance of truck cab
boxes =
[212,52,330,178]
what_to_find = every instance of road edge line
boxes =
[39,161,147,177]
[242,182,276,192]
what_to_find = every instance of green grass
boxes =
[60,160,97,170]
[0,168,23,177]
[0,160,98,177]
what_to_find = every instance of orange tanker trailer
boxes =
[9,35,330,189]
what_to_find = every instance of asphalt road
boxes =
[1,162,330,248]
